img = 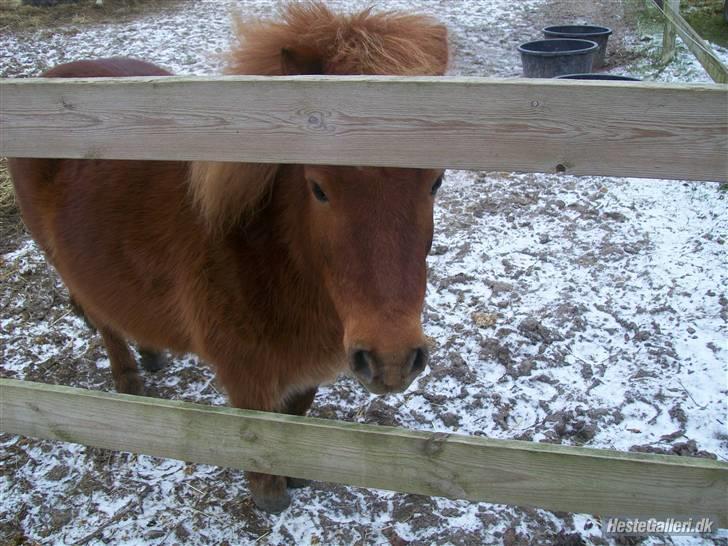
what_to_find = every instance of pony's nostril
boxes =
[409,347,429,375]
[351,349,374,382]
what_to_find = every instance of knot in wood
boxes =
[301,109,333,133]
[427,477,467,499]
[423,432,449,456]
[241,431,258,442]
[307,111,325,128]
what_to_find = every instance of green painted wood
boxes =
[1,76,726,181]
[1,378,726,523]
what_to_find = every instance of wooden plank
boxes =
[1,76,726,182]
[1,378,726,523]
[661,0,679,63]
[657,0,728,83]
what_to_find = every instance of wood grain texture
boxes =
[2,378,726,523]
[1,76,726,181]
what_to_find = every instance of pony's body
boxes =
[9,3,448,512]
[13,153,344,403]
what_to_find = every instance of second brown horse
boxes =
[9,2,449,512]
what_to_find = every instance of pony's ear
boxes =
[280,46,324,75]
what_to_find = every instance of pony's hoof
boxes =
[287,477,311,489]
[116,373,145,396]
[139,349,167,373]
[247,472,290,514]
[252,490,291,514]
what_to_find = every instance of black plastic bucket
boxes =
[556,73,640,81]
[518,39,598,78]
[543,25,613,68]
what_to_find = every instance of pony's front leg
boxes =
[244,471,290,514]
[281,387,318,490]
[216,366,309,513]
[245,388,320,512]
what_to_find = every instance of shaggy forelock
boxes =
[189,1,449,232]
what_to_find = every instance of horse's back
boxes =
[9,57,174,249]
[41,57,172,78]
[8,58,196,349]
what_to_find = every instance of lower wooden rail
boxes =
[1,378,726,524]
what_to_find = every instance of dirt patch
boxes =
[630,439,719,459]
[534,0,645,70]
[0,0,185,33]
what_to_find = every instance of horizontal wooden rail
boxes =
[1,379,726,523]
[1,76,726,182]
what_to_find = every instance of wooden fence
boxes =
[652,0,728,83]
[1,76,726,181]
[661,0,681,63]
[2,379,727,524]
[1,76,727,524]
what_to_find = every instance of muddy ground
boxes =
[1,0,726,545]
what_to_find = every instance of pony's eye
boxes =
[431,175,444,196]
[311,182,328,203]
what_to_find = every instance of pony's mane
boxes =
[190,2,449,232]
[226,2,449,77]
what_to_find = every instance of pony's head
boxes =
[301,165,444,394]
[191,2,448,393]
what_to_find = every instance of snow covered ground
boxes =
[1,1,726,544]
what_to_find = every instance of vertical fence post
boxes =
[661,0,680,63]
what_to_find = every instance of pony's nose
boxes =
[349,346,429,394]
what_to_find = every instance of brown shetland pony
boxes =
[9,3,448,512]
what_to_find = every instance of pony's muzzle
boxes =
[349,346,429,394]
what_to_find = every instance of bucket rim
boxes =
[543,25,613,37]
[556,73,640,81]
[518,39,599,57]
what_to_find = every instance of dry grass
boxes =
[0,0,185,33]
[0,158,25,254]
[1,1,186,251]
[0,0,186,254]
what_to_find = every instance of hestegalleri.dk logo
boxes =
[603,516,717,536]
